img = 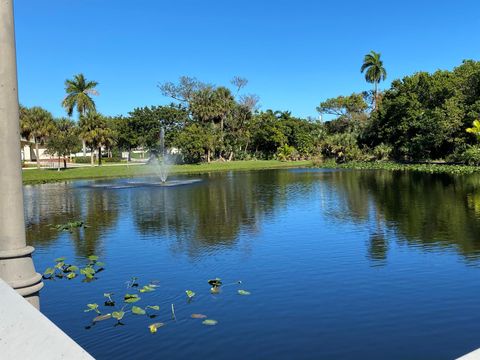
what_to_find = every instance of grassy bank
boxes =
[318,160,480,175]
[23,160,313,185]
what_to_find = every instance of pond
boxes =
[25,169,480,360]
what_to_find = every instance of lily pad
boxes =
[185,290,196,299]
[43,267,55,277]
[84,303,100,314]
[88,255,99,262]
[112,311,125,321]
[238,290,251,296]
[54,257,66,263]
[124,293,141,303]
[66,272,76,279]
[202,319,218,326]
[139,285,155,293]
[146,305,160,311]
[132,306,146,315]
[191,314,207,319]
[149,322,165,333]
[66,265,79,272]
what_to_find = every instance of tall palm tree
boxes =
[360,51,387,110]
[62,73,99,116]
[62,73,99,156]
[21,107,55,168]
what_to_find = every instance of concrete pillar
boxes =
[0,0,43,308]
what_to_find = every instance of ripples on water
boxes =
[24,169,480,359]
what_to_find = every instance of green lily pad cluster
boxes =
[84,280,161,331]
[42,255,105,281]
[82,277,250,334]
[52,220,88,232]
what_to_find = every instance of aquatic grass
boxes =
[315,160,480,175]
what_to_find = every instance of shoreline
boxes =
[22,160,313,185]
[22,159,480,185]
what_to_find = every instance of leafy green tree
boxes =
[45,118,81,169]
[174,123,218,163]
[317,93,368,118]
[360,51,387,109]
[20,106,55,168]
[361,61,480,160]
[128,104,189,153]
[79,112,115,166]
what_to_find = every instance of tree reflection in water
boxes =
[24,169,480,263]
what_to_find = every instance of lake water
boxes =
[25,169,480,359]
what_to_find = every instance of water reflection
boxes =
[325,170,480,262]
[24,169,480,262]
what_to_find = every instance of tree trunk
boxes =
[90,148,95,166]
[207,149,211,163]
[63,158,67,169]
[57,156,61,171]
[228,152,233,161]
[127,149,131,162]
[82,140,86,157]
[374,82,378,110]
[35,140,40,169]
[98,146,102,166]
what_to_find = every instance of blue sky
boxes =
[14,0,480,119]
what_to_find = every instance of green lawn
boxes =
[23,160,313,185]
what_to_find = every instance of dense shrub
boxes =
[456,145,480,166]
[372,143,393,161]
[276,144,299,161]
[72,156,91,164]
[321,133,366,163]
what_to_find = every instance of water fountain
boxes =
[86,127,201,189]
[158,127,170,183]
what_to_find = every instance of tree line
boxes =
[20,52,480,168]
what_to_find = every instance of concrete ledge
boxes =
[458,349,480,360]
[0,279,94,359]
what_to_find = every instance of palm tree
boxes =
[62,73,99,156]
[360,51,387,110]
[21,107,55,168]
[62,73,99,116]
[466,120,480,141]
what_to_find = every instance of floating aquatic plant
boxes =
[124,293,141,303]
[43,255,105,282]
[191,314,207,319]
[84,303,100,314]
[93,313,112,322]
[81,277,247,334]
[52,220,88,232]
[149,322,165,333]
[202,319,218,326]
[104,293,115,306]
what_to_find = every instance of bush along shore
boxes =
[315,160,480,175]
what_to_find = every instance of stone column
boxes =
[0,0,43,308]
